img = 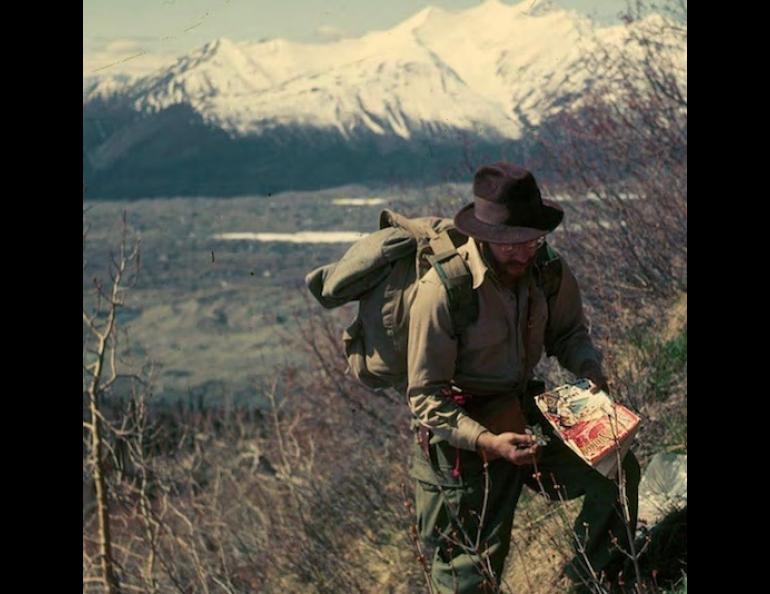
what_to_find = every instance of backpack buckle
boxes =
[426,249,458,267]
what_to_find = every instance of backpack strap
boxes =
[426,231,479,338]
[533,242,563,315]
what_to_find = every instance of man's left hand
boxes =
[578,360,610,395]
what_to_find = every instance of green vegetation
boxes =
[628,326,687,403]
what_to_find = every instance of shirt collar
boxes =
[463,238,492,289]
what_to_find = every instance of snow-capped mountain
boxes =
[83,0,684,199]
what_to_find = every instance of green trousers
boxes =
[410,419,640,593]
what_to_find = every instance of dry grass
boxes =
[504,493,583,594]
[662,294,687,343]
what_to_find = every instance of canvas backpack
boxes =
[305,208,562,392]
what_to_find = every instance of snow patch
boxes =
[333,198,387,206]
[212,231,367,243]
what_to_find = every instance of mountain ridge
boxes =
[83,0,684,199]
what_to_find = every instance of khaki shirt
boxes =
[406,238,602,451]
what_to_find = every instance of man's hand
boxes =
[578,360,610,395]
[476,431,540,465]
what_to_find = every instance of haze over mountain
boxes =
[83,0,682,199]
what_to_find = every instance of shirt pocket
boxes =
[459,309,510,354]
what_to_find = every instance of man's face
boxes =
[485,237,544,280]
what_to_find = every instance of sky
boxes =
[83,0,633,77]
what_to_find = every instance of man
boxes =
[407,163,640,593]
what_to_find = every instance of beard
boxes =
[499,260,531,280]
[481,242,537,283]
[493,252,536,280]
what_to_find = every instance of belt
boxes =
[414,379,547,478]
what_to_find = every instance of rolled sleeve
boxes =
[407,274,488,451]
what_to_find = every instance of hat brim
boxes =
[453,199,563,243]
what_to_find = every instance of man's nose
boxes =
[504,245,530,258]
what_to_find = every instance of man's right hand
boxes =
[476,431,540,465]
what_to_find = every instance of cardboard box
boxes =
[534,379,641,478]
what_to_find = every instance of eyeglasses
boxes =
[491,236,546,252]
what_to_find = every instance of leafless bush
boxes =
[84,209,143,594]
[532,0,686,334]
[84,368,425,593]
[84,211,426,592]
